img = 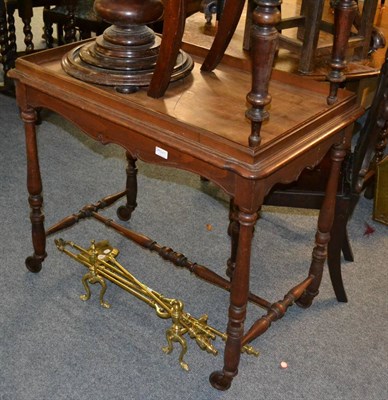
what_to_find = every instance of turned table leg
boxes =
[23,107,46,272]
[210,209,258,390]
[297,141,347,308]
[117,152,138,221]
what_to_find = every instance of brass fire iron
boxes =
[55,238,259,371]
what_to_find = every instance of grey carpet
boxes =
[1,93,387,400]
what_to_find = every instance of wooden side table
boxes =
[9,2,363,385]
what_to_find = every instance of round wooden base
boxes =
[62,40,194,93]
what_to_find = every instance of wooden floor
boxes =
[183,0,388,77]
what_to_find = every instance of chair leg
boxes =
[64,1,76,44]
[43,5,54,48]
[327,0,358,105]
[201,0,246,72]
[6,5,16,55]
[147,0,186,98]
[16,0,35,53]
[327,196,350,302]
[242,0,255,51]
[0,0,10,75]
[353,0,379,59]
[297,141,348,308]
[57,24,64,46]
[340,227,354,262]
[297,0,325,74]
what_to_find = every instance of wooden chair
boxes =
[42,0,108,46]
[274,0,382,74]
[254,7,388,303]
[262,84,388,303]
[0,0,62,85]
[204,0,383,74]
[353,47,388,194]
[205,0,387,303]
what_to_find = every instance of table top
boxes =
[9,41,363,180]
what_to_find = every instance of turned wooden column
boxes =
[327,0,358,105]
[0,0,9,74]
[210,208,258,390]
[6,4,16,58]
[63,0,77,43]
[246,0,281,147]
[16,0,35,53]
[62,0,193,95]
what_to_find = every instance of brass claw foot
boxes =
[80,272,111,309]
[162,333,189,371]
[163,300,189,371]
[80,294,90,301]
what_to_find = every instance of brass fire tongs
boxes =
[55,239,259,370]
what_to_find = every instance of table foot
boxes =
[116,205,134,222]
[295,290,318,309]
[25,254,45,273]
[115,86,139,94]
[209,370,233,391]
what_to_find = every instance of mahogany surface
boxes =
[10,40,363,389]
